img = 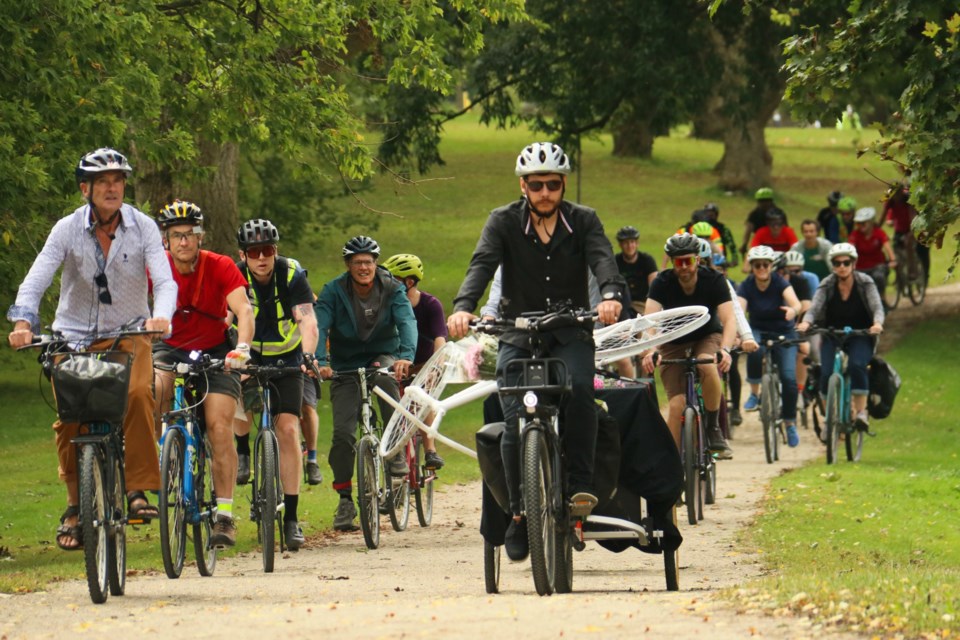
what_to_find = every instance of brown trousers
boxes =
[53,334,160,492]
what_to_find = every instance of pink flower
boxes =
[594,376,605,390]
[464,344,483,380]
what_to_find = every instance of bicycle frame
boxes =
[159,373,212,527]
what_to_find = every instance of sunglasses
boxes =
[752,262,772,270]
[169,230,200,244]
[832,259,853,267]
[524,178,563,193]
[245,245,277,259]
[672,256,698,268]
[94,271,112,305]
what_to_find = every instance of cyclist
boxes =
[817,191,843,243]
[641,233,738,458]
[7,147,176,550]
[749,211,798,255]
[836,196,857,241]
[790,219,833,280]
[737,246,804,447]
[797,243,884,431]
[300,364,324,486]
[780,250,818,400]
[152,200,254,547]
[710,254,758,427]
[741,187,788,258]
[232,218,319,550]
[314,236,417,532]
[447,141,625,561]
[382,253,447,470]
[614,225,658,316]
[848,207,896,308]
[702,202,739,268]
[663,216,723,269]
[883,183,929,286]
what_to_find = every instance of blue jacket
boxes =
[314,267,417,370]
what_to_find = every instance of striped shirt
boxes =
[7,203,177,345]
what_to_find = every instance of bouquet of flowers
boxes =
[461,333,499,381]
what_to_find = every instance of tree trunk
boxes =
[611,114,655,159]
[715,120,773,191]
[691,92,726,141]
[184,141,240,256]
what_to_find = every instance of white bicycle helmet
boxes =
[746,245,778,264]
[515,142,571,176]
[697,238,712,260]
[75,147,133,183]
[828,242,858,261]
[853,207,876,223]
[783,250,806,268]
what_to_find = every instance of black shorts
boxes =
[242,370,303,417]
[153,341,241,400]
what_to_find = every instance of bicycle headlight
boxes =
[523,390,538,413]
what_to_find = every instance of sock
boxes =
[236,434,250,455]
[216,498,233,521]
[284,494,299,523]
[307,450,318,463]
[337,489,352,501]
[706,409,720,432]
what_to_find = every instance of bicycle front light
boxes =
[523,390,538,413]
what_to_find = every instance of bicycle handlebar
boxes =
[19,326,163,352]
[801,326,874,339]
[471,308,596,334]
[155,357,226,376]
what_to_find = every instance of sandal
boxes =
[127,491,159,522]
[56,506,83,551]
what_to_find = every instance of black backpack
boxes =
[868,356,902,419]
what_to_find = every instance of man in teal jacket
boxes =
[315,235,417,531]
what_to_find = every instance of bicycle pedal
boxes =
[127,518,146,526]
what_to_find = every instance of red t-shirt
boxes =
[849,226,889,270]
[166,250,249,351]
[750,225,798,253]
[883,201,915,235]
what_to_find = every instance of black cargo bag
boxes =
[867,356,901,419]
[51,351,133,425]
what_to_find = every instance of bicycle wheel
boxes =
[889,266,903,310]
[594,306,710,365]
[387,470,410,532]
[663,506,679,591]
[681,407,699,526]
[825,374,842,465]
[522,427,555,596]
[760,373,777,464]
[107,454,126,597]
[908,263,926,305]
[79,444,109,604]
[704,457,717,506]
[484,540,501,594]
[356,437,381,549]
[413,436,434,527]
[846,420,865,462]
[193,434,217,577]
[256,431,279,572]
[159,430,186,579]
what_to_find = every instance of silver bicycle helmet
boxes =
[783,250,806,268]
[515,142,571,177]
[828,242,858,261]
[746,245,778,264]
[75,147,132,183]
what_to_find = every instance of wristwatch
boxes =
[602,291,622,301]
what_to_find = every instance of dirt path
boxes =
[2,284,955,640]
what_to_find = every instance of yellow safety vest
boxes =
[244,257,302,357]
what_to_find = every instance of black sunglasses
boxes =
[831,259,853,267]
[94,271,112,305]
[524,178,563,192]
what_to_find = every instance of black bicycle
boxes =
[756,334,808,465]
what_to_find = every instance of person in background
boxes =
[848,207,896,307]
[883,182,929,286]
[748,211,798,255]
[817,191,843,243]
[836,196,857,242]
[614,225,658,316]
[790,219,833,280]
[779,250,817,409]
[741,187,788,258]
[702,202,739,268]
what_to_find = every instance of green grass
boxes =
[740,318,960,638]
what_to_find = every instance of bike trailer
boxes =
[867,356,902,419]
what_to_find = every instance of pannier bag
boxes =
[51,351,133,425]
[867,356,901,420]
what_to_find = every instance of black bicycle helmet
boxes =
[827,190,843,206]
[237,219,280,248]
[703,202,720,216]
[342,235,381,259]
[75,147,133,184]
[616,225,640,241]
[157,200,204,229]
[664,232,701,257]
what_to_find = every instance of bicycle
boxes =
[657,350,719,526]
[239,363,306,572]
[20,326,157,604]
[155,355,225,579]
[755,334,808,465]
[889,234,926,309]
[804,327,875,464]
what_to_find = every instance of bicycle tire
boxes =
[483,540,501,594]
[193,434,217,577]
[704,457,717,506]
[695,416,705,523]
[663,506,680,591]
[522,426,555,596]
[356,437,381,549]
[257,431,279,572]
[825,374,842,465]
[909,264,926,305]
[159,431,186,579]
[79,444,109,604]
[760,373,776,464]
[682,407,699,526]
[387,470,410,532]
[413,436,434,527]
[594,306,710,365]
[107,454,126,597]
[889,266,903,310]
[846,421,865,462]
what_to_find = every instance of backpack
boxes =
[867,356,901,419]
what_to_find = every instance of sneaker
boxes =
[306,461,323,486]
[332,498,359,532]
[284,520,305,551]
[855,410,870,432]
[743,393,760,412]
[423,450,445,470]
[729,408,743,426]
[568,491,598,517]
[786,423,800,447]
[210,517,237,548]
[504,516,529,561]
[707,426,734,460]
[388,454,410,477]
[236,453,250,485]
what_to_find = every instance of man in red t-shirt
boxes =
[849,207,896,306]
[153,201,254,548]
[883,183,928,282]
[748,212,798,265]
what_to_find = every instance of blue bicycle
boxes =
[156,356,225,578]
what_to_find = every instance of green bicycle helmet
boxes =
[754,187,774,201]
[837,196,858,213]
[382,253,424,281]
[691,221,714,238]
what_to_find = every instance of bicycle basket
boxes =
[51,351,133,425]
